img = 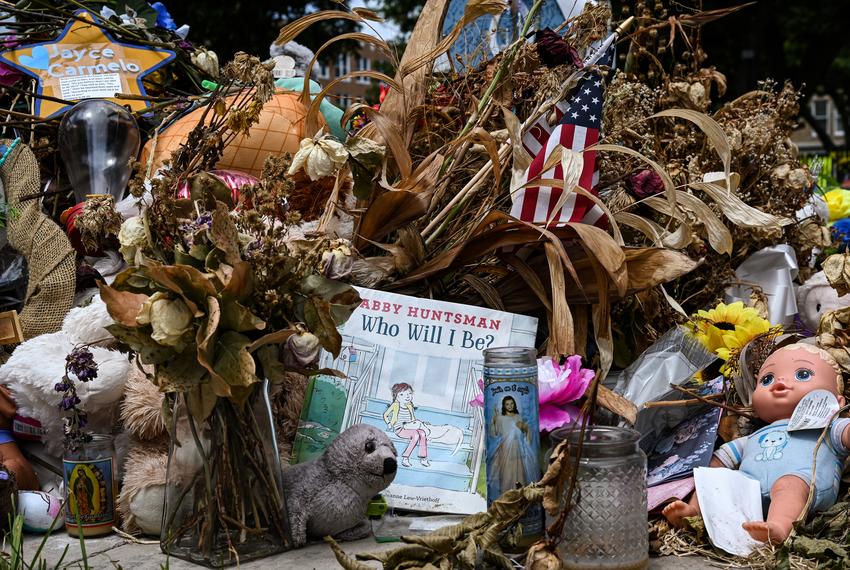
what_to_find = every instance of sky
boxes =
[349,0,402,41]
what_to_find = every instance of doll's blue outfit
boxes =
[714,418,850,513]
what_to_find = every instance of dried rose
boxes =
[287,135,348,181]
[284,325,321,368]
[136,292,194,347]
[629,169,665,198]
[535,28,582,68]
[118,216,147,264]
[823,253,850,297]
[322,239,354,279]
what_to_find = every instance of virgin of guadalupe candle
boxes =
[483,347,543,548]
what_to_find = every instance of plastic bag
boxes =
[0,248,27,313]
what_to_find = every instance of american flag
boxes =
[510,42,614,227]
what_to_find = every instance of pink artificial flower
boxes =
[469,379,485,408]
[537,356,594,432]
[468,355,594,432]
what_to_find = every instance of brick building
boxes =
[317,41,393,111]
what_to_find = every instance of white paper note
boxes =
[789,389,840,432]
[693,467,763,556]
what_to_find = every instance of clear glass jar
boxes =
[482,347,543,551]
[551,426,648,570]
[161,383,291,567]
[63,434,116,537]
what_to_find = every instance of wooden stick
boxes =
[670,384,758,420]
[643,394,725,408]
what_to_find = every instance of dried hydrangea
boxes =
[76,195,123,253]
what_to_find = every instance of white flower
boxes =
[284,324,321,368]
[287,136,349,181]
[191,48,219,77]
[118,216,147,264]
[322,239,354,279]
[137,292,194,347]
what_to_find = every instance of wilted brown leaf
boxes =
[356,153,442,246]
[98,282,149,327]
[545,242,574,356]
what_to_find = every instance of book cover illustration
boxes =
[292,287,538,514]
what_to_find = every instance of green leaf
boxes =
[155,353,208,393]
[188,172,236,207]
[304,297,342,357]
[346,136,385,200]
[144,263,217,316]
[107,324,176,364]
[220,261,254,302]
[220,299,266,332]
[213,331,259,406]
[197,297,226,391]
[209,201,243,266]
[186,384,218,422]
[789,536,848,561]
[300,274,362,326]
[174,247,205,270]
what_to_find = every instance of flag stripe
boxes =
[510,39,614,228]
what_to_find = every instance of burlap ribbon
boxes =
[0,139,75,339]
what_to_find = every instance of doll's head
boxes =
[752,343,844,423]
[391,383,414,404]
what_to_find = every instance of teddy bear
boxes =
[795,271,849,332]
[0,294,130,457]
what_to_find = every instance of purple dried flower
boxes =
[66,347,98,382]
[54,382,71,393]
[629,169,665,198]
[59,396,81,411]
[535,28,582,68]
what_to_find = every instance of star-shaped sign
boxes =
[0,9,175,118]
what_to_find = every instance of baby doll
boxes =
[0,386,38,491]
[664,343,850,544]
[383,383,430,468]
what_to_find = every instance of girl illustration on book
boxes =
[383,383,430,468]
[488,396,537,497]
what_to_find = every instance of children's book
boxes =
[292,287,538,514]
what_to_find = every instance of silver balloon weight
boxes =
[58,99,141,204]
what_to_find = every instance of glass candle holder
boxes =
[483,347,544,550]
[63,434,116,537]
[550,425,648,570]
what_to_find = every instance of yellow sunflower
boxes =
[687,301,772,362]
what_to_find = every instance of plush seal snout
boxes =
[383,457,397,475]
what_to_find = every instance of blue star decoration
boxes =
[0,9,175,118]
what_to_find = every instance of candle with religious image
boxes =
[483,347,544,548]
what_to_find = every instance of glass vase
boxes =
[160,382,291,567]
[63,434,116,537]
[550,425,648,570]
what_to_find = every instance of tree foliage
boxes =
[167,1,357,63]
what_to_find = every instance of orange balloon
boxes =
[142,90,324,178]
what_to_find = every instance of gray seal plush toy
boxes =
[282,423,397,547]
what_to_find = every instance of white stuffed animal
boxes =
[795,271,850,331]
[0,295,130,456]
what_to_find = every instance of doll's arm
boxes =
[838,418,850,451]
[713,436,748,470]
